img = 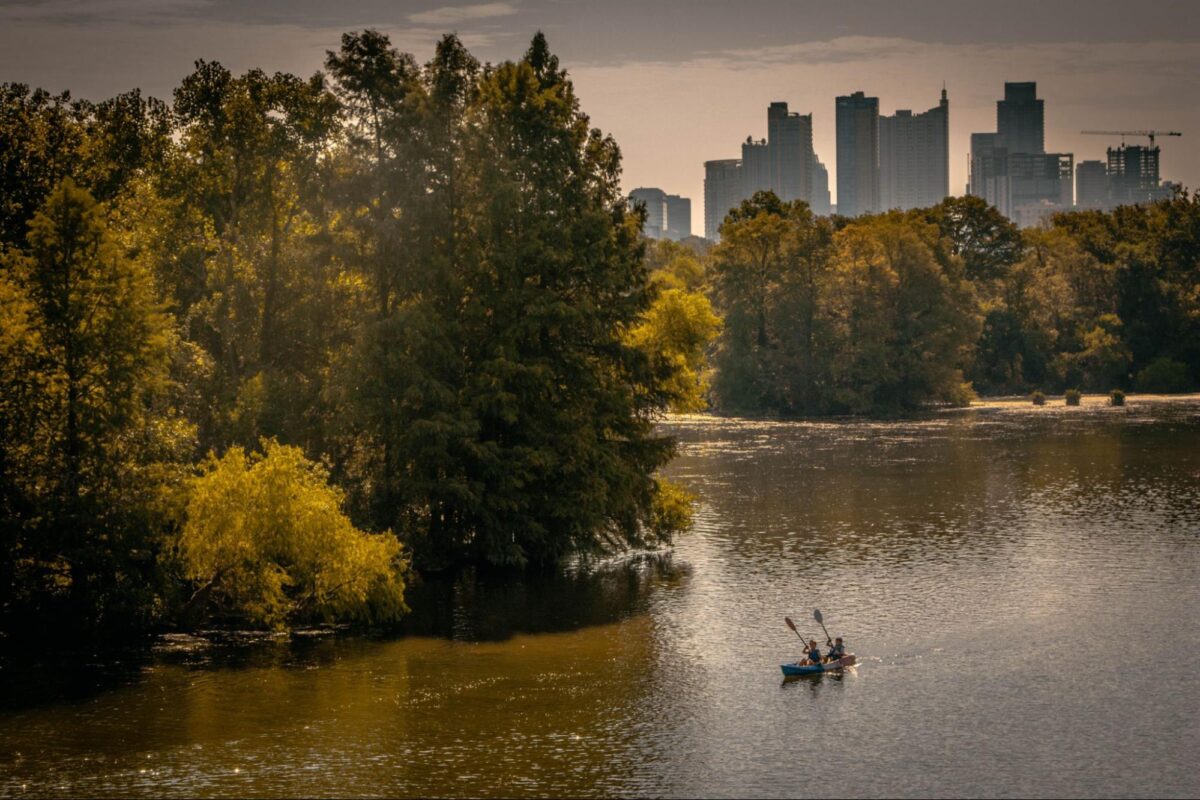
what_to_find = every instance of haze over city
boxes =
[2,0,1197,233]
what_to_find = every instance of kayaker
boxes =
[826,637,845,662]
[805,639,823,665]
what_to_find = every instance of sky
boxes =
[2,0,1198,234]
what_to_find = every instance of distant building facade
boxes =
[809,155,832,216]
[879,88,949,211]
[629,187,692,241]
[767,102,813,203]
[665,194,692,239]
[1107,145,1168,206]
[741,137,771,198]
[836,91,880,217]
[704,159,743,241]
[996,81,1044,156]
[702,102,830,241]
[628,187,668,238]
[1075,160,1109,209]
[969,82,1072,226]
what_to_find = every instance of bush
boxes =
[944,379,978,408]
[1135,357,1192,394]
[172,440,408,629]
[1064,389,1081,406]
[1031,391,1046,406]
[1110,389,1126,406]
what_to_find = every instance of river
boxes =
[2,397,1198,798]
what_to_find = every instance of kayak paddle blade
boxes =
[785,616,797,632]
[813,608,823,624]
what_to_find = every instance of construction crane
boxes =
[1081,130,1182,147]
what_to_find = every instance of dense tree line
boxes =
[0,32,695,636]
[703,191,1200,415]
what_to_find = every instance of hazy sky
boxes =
[3,0,1198,232]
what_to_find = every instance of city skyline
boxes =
[1,1,1197,233]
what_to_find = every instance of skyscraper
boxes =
[741,137,771,199]
[969,81,1071,225]
[665,194,692,240]
[996,82,1044,155]
[767,102,812,203]
[628,187,668,238]
[1076,160,1109,209]
[1107,145,1164,205]
[879,88,949,211]
[704,159,743,241]
[836,91,880,217]
[809,155,831,216]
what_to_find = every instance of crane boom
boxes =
[1081,130,1182,146]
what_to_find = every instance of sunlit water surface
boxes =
[3,399,1199,798]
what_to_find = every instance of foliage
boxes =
[626,288,722,412]
[710,198,978,415]
[1135,357,1192,393]
[1110,389,1126,406]
[8,30,1200,635]
[0,179,189,631]
[1064,389,1081,406]
[173,441,407,629]
[1032,391,1046,406]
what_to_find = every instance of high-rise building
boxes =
[1107,145,1164,206]
[741,137,771,199]
[836,91,880,217]
[704,159,743,241]
[879,88,949,211]
[969,82,1071,226]
[810,155,832,216]
[665,195,692,240]
[767,102,812,203]
[997,81,1044,155]
[1076,160,1109,209]
[1009,152,1073,224]
[628,187,668,238]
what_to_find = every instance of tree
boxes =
[0,179,187,628]
[826,215,978,413]
[626,288,722,412]
[172,440,407,629]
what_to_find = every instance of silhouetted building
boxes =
[1107,145,1166,206]
[997,81,1044,155]
[742,137,771,198]
[767,102,812,203]
[969,82,1071,226]
[665,194,692,240]
[879,88,949,211]
[704,159,743,241]
[629,187,668,238]
[836,91,880,217]
[810,155,831,216]
[1076,160,1109,209]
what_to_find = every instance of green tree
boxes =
[0,179,188,628]
[826,215,979,413]
[172,440,407,629]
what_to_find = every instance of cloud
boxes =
[407,2,517,27]
[0,0,212,25]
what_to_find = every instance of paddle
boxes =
[813,608,833,647]
[785,617,818,663]
[784,616,808,644]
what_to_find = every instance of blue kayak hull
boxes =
[780,654,856,676]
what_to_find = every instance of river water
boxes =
[2,397,1199,798]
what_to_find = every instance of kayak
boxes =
[780,653,857,676]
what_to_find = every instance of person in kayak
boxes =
[826,637,846,662]
[805,639,823,665]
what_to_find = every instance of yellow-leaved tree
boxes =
[174,440,407,629]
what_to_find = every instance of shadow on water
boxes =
[0,550,687,713]
[396,550,687,640]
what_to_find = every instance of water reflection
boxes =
[1,398,1198,798]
